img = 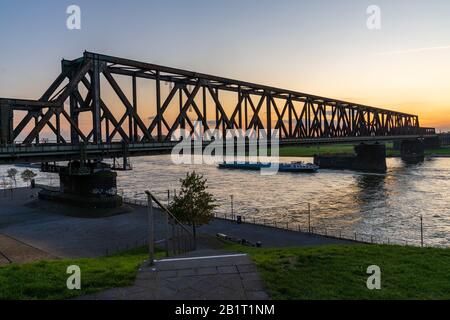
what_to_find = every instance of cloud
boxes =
[375,45,450,56]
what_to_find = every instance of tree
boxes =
[169,171,217,244]
[21,169,37,187]
[7,168,18,188]
[0,177,10,196]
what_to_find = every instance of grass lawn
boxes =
[280,144,450,158]
[0,246,162,300]
[279,144,357,157]
[226,244,450,300]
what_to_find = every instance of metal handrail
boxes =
[145,190,195,265]
[145,190,194,236]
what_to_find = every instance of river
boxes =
[1,156,449,247]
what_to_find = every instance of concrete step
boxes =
[154,253,251,271]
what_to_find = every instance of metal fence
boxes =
[123,191,429,249]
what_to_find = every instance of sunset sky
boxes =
[1,0,449,133]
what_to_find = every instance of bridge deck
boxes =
[0,135,436,165]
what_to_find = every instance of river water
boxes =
[1,156,450,247]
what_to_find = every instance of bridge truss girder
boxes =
[0,52,423,146]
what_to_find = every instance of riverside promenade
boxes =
[0,187,351,263]
[0,187,353,300]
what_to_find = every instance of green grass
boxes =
[425,147,450,156]
[0,247,163,300]
[280,144,450,158]
[279,144,357,157]
[225,244,450,300]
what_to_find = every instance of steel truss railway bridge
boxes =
[0,51,437,165]
[0,52,438,207]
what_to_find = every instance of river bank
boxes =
[279,144,450,158]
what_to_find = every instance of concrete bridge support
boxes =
[353,143,387,173]
[314,143,387,173]
[0,105,13,145]
[38,161,123,210]
[400,139,425,163]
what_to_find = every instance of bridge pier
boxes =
[353,143,387,172]
[0,105,13,145]
[400,139,425,163]
[38,161,123,210]
[314,143,387,173]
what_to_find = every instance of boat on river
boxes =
[218,161,319,173]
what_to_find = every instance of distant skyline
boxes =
[1,0,450,131]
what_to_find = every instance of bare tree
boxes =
[1,177,10,196]
[21,169,37,187]
[7,168,18,188]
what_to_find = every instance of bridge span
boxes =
[0,52,436,162]
[0,52,438,208]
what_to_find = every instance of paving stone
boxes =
[77,252,269,300]
[124,290,156,300]
[217,265,238,274]
[242,279,265,291]
[157,270,177,278]
[240,272,261,281]
[196,266,218,275]
[177,268,197,277]
[245,290,270,300]
[237,264,258,273]
[135,270,157,281]
[134,278,161,289]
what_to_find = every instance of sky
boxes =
[0,0,450,134]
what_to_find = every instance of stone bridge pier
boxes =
[314,143,387,173]
[38,161,123,210]
[400,139,425,163]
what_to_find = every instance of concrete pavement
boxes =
[0,188,350,261]
[78,252,269,300]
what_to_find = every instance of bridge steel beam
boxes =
[0,51,430,158]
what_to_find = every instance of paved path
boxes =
[0,188,167,258]
[199,218,354,247]
[0,234,55,266]
[0,188,351,261]
[78,252,269,300]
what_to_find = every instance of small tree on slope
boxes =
[169,171,217,244]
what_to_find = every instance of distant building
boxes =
[439,133,450,146]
